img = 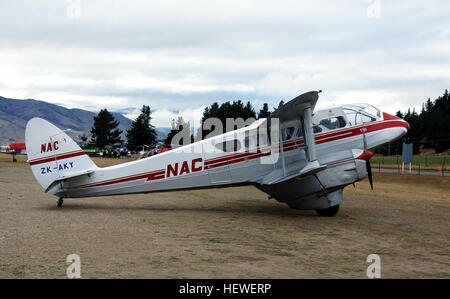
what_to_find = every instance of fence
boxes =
[371,155,449,176]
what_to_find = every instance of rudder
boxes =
[25,118,97,193]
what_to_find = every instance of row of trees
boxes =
[90,106,158,150]
[376,89,450,155]
[394,89,450,154]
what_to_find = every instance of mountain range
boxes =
[0,96,166,144]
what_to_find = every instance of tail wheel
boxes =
[316,205,339,217]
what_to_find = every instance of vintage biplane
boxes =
[25,91,408,216]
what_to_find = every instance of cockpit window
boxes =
[362,105,381,118]
[343,109,357,126]
[356,113,376,124]
[319,116,347,130]
[343,105,379,126]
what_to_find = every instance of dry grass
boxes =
[0,155,448,278]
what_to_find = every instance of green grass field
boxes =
[371,155,449,166]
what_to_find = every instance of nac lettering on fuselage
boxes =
[166,158,203,178]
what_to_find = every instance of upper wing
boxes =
[270,90,319,122]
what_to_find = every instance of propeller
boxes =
[362,127,373,190]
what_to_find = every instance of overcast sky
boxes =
[1,0,449,127]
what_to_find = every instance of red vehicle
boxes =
[154,147,171,154]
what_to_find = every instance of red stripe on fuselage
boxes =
[75,169,166,189]
[204,146,271,166]
[29,150,86,166]
[205,150,271,170]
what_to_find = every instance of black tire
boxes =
[316,205,339,217]
[57,199,64,207]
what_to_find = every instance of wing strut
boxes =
[302,101,317,162]
[261,91,326,185]
[297,99,326,177]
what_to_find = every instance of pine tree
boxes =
[274,100,284,111]
[258,103,271,119]
[244,101,256,119]
[199,100,258,139]
[126,105,157,150]
[395,89,450,153]
[90,109,123,148]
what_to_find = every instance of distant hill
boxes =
[157,127,172,135]
[0,96,166,144]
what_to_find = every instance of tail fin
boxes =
[25,118,97,193]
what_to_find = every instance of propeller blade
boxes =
[362,127,373,190]
[366,158,373,190]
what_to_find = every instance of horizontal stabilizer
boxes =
[45,169,95,193]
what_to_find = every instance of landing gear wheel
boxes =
[57,198,64,207]
[316,205,339,217]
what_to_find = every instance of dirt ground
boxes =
[0,155,448,278]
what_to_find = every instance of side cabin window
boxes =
[319,116,347,130]
[215,139,241,152]
[258,133,268,147]
[313,125,322,133]
[244,132,268,149]
[282,127,295,141]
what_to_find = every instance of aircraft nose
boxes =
[383,112,409,128]
[383,112,409,139]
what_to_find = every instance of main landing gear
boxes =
[316,205,339,217]
[57,198,64,207]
